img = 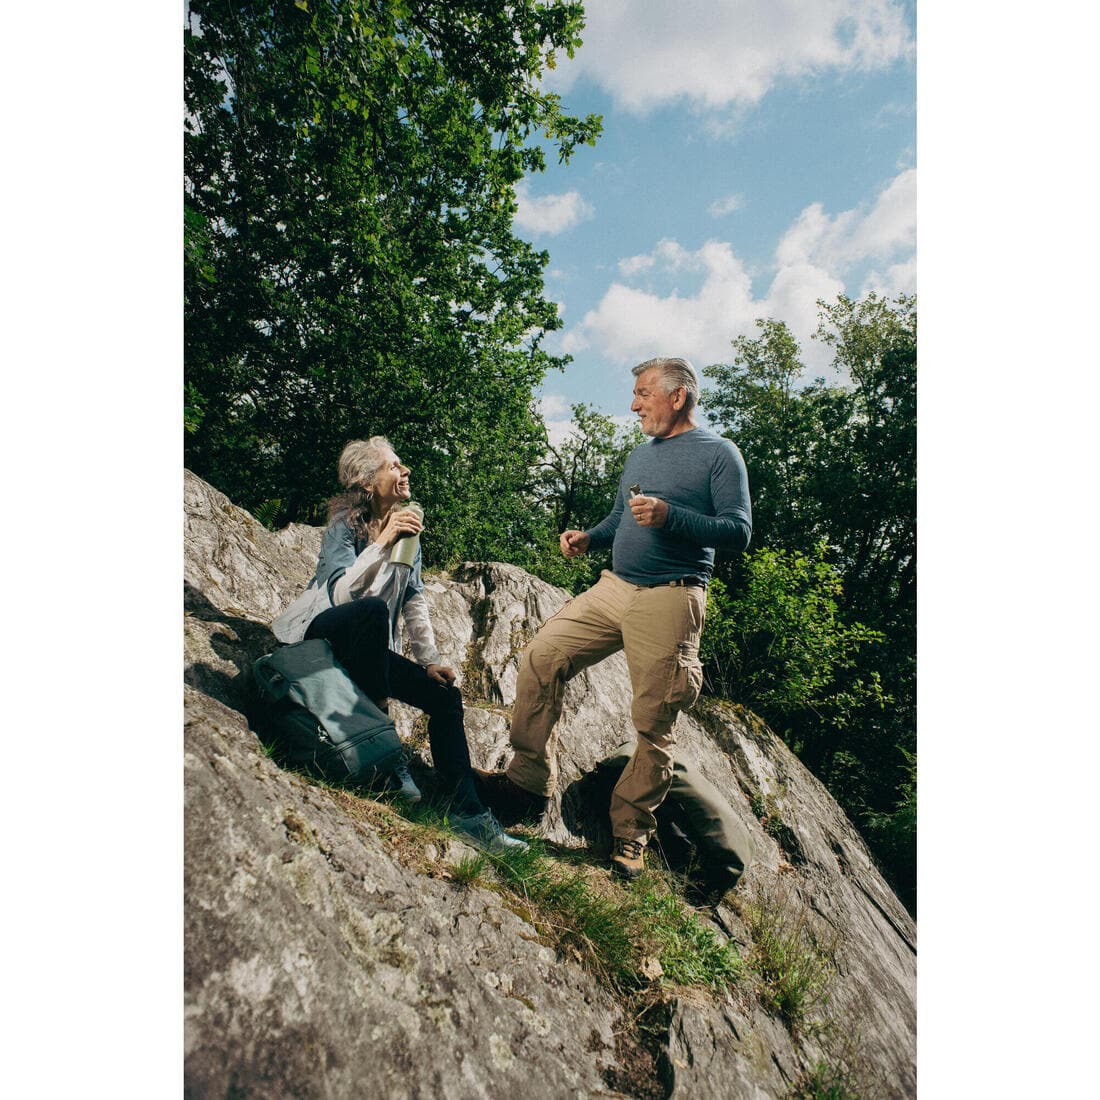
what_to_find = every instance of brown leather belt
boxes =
[651,577,707,589]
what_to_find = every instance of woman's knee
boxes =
[341,596,390,642]
[434,682,464,719]
[356,596,390,622]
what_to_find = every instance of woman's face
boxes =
[370,449,411,509]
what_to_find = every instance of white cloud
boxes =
[860,255,916,299]
[619,239,694,276]
[618,254,655,277]
[776,168,915,270]
[543,417,577,447]
[568,239,758,367]
[560,329,590,355]
[549,1,912,116]
[537,393,578,446]
[538,393,571,418]
[708,194,744,217]
[513,179,595,235]
[561,169,914,378]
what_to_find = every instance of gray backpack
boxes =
[252,639,403,781]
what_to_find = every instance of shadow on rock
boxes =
[185,581,278,719]
[560,770,616,858]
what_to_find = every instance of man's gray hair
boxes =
[633,357,698,410]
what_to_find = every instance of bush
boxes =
[700,543,887,745]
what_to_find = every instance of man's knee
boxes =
[517,636,572,698]
[616,729,676,792]
[630,698,680,744]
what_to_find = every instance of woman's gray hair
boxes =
[633,357,698,409]
[328,437,395,535]
[337,436,394,493]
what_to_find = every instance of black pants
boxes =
[305,597,483,814]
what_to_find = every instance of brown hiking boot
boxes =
[610,837,646,881]
[473,769,548,827]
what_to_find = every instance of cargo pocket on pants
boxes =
[664,641,703,711]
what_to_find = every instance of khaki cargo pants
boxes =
[506,570,706,843]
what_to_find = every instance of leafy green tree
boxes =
[703,296,914,631]
[861,748,916,913]
[700,544,886,741]
[814,294,916,637]
[534,404,643,534]
[184,0,600,552]
[701,293,916,909]
[521,404,644,590]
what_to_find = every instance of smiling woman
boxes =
[270,437,528,855]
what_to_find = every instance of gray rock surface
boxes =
[184,470,916,1099]
[185,686,621,1100]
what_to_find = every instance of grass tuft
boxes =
[791,1059,862,1099]
[323,785,741,998]
[628,885,742,990]
[488,842,740,995]
[740,879,837,1025]
[450,851,489,885]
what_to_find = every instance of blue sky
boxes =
[513,0,917,441]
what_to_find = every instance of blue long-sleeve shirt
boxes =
[586,427,752,585]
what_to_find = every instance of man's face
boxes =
[631,369,687,438]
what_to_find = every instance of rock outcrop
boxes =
[184,470,916,1099]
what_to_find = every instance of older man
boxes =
[479,357,752,879]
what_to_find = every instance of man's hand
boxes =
[426,664,457,686]
[628,494,669,528]
[560,530,591,558]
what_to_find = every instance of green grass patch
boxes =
[740,880,837,1025]
[488,841,741,995]
[629,887,742,990]
[791,1060,862,1099]
[324,785,741,998]
[450,851,489,885]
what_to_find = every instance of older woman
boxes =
[273,437,526,854]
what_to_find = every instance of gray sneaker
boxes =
[450,810,529,854]
[388,759,422,803]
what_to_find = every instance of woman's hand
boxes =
[375,506,424,548]
[426,664,457,686]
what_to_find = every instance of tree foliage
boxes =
[523,404,644,590]
[700,544,886,733]
[703,294,915,635]
[702,294,916,909]
[184,0,600,551]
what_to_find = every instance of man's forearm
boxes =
[663,505,752,553]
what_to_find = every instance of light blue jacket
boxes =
[271,519,441,665]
